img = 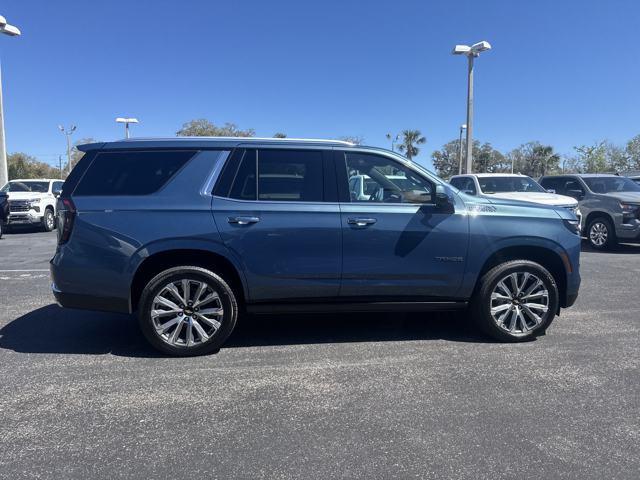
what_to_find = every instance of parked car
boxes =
[51,138,581,356]
[0,190,8,238]
[539,174,640,250]
[349,174,419,201]
[0,179,65,231]
[449,173,581,225]
[620,171,640,186]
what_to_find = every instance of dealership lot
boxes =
[0,230,638,479]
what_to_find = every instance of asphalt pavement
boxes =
[0,228,638,479]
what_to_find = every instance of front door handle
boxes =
[347,217,377,227]
[228,216,260,225]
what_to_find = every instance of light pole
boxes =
[116,117,139,139]
[386,132,400,152]
[0,15,21,187]
[452,41,491,174]
[457,124,467,175]
[58,125,76,174]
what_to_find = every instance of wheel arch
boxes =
[477,245,567,310]
[130,249,247,312]
[583,211,614,235]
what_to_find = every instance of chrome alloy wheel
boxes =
[45,210,55,230]
[489,272,549,336]
[151,279,224,347]
[589,222,608,247]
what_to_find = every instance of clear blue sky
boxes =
[1,0,639,170]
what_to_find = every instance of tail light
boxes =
[57,197,76,245]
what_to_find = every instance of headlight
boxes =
[563,219,581,235]
[620,202,640,214]
[26,198,40,206]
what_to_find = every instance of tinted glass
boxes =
[52,181,64,193]
[2,181,49,193]
[229,149,257,200]
[74,150,195,196]
[540,177,564,193]
[257,149,323,202]
[345,153,433,203]
[478,176,545,193]
[450,177,476,194]
[584,176,640,193]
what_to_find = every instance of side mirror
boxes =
[53,190,61,198]
[435,185,454,211]
[546,188,556,194]
[462,189,475,196]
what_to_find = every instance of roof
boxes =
[9,178,64,182]
[452,173,528,178]
[78,136,357,152]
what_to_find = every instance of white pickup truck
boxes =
[0,179,65,232]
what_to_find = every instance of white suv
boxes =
[449,173,582,224]
[1,179,64,231]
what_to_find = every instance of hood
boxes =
[6,191,48,200]
[599,191,640,203]
[484,191,578,207]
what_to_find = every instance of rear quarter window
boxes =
[73,150,196,196]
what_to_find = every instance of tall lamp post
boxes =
[0,15,21,187]
[457,124,467,175]
[58,125,76,174]
[386,132,400,152]
[116,117,139,139]
[452,41,491,174]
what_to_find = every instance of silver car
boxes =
[540,174,640,250]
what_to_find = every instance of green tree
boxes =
[397,130,426,161]
[573,141,608,173]
[273,132,287,138]
[431,139,506,178]
[7,153,60,180]
[624,134,640,170]
[507,142,560,177]
[176,119,255,137]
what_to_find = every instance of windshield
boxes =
[1,181,49,193]
[583,176,640,193]
[478,176,546,194]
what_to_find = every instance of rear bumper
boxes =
[52,282,130,313]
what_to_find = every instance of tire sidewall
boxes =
[587,217,614,250]
[138,266,238,356]
[473,261,559,342]
[42,209,55,232]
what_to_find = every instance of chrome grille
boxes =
[9,201,30,213]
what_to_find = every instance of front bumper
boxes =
[8,211,43,225]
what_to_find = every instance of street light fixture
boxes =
[58,125,77,174]
[452,40,492,174]
[386,132,401,152]
[458,124,467,175]
[116,117,139,139]
[0,14,21,188]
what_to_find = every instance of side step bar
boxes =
[246,301,468,314]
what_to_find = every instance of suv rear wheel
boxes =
[471,260,559,342]
[138,266,238,356]
[587,216,616,250]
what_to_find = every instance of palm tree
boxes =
[397,130,426,161]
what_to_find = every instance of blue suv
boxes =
[50,138,581,355]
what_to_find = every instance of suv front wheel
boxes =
[587,216,616,250]
[471,260,559,342]
[138,266,238,356]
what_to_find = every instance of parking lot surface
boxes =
[0,228,638,479]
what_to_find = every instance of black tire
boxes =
[42,207,55,232]
[470,260,559,342]
[138,266,238,356]
[586,216,616,250]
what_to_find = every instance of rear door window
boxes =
[74,150,196,196]
[226,149,324,202]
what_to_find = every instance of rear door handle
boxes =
[347,217,377,227]
[228,216,260,225]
